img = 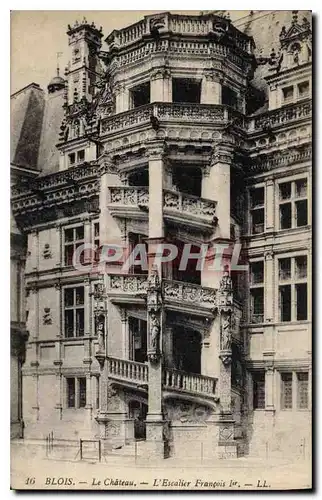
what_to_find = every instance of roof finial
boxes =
[292,10,298,24]
[56,51,63,77]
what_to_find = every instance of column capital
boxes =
[145,140,166,161]
[203,69,223,83]
[98,154,118,176]
[264,249,274,260]
[210,145,234,166]
[151,67,171,81]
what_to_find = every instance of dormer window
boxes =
[298,81,310,99]
[282,85,294,104]
[68,149,85,168]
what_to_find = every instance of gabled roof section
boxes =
[11,83,45,170]
[279,11,311,49]
[37,88,65,175]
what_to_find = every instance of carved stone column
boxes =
[216,268,238,458]
[146,266,165,458]
[147,140,165,242]
[202,144,234,240]
[201,70,222,105]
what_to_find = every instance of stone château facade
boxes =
[11,10,312,459]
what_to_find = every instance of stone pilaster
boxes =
[264,249,274,323]
[115,83,129,113]
[120,309,128,359]
[201,70,222,104]
[163,323,174,368]
[84,278,91,336]
[54,281,63,418]
[55,223,62,268]
[83,217,92,264]
[150,68,171,102]
[265,177,275,232]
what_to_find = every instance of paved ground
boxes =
[10,440,312,491]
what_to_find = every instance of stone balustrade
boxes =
[163,368,217,397]
[11,163,99,199]
[108,356,148,384]
[109,186,149,207]
[101,102,228,134]
[106,13,253,55]
[163,189,217,221]
[107,357,218,399]
[251,99,311,131]
[162,279,217,310]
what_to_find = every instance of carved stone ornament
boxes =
[42,243,52,259]
[217,266,233,312]
[147,266,162,363]
[95,314,106,353]
[219,351,232,366]
[220,310,232,351]
[43,308,52,325]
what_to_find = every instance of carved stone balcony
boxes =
[162,279,217,316]
[101,102,238,137]
[108,186,149,220]
[250,98,311,132]
[108,274,149,305]
[163,189,217,231]
[107,185,217,231]
[107,274,217,316]
[106,356,218,402]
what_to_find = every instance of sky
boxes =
[10,10,198,94]
[10,10,251,95]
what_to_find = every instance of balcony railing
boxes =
[101,102,229,135]
[108,357,148,384]
[109,186,149,207]
[106,13,253,55]
[162,279,217,310]
[11,163,99,199]
[107,275,217,310]
[163,189,217,221]
[251,99,311,131]
[164,368,217,397]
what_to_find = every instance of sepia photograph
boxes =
[10,8,312,491]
